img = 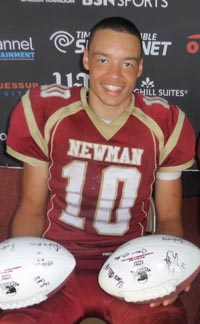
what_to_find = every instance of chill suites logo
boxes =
[135,77,188,98]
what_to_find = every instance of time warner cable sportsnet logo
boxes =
[141,33,171,55]
[0,37,35,60]
[50,30,89,54]
[50,31,171,56]
[134,77,189,98]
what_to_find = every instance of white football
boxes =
[98,234,200,303]
[0,237,76,310]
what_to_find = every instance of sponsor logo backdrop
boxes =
[0,0,200,195]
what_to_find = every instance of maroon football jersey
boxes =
[6,84,195,259]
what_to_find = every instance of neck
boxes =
[87,93,132,121]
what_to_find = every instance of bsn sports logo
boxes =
[81,0,168,7]
[50,31,89,54]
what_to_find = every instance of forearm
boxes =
[10,204,46,238]
[155,218,184,237]
[10,163,49,238]
[154,178,183,238]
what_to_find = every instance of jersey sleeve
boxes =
[6,87,49,166]
[134,93,195,173]
[157,106,195,173]
[6,84,83,166]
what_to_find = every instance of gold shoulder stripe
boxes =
[159,109,185,165]
[157,158,195,173]
[6,146,48,167]
[133,107,164,153]
[22,90,48,157]
[44,101,83,144]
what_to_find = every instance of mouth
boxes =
[102,83,123,93]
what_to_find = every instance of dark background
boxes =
[0,0,199,196]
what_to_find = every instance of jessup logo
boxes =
[50,31,74,53]
[187,34,200,54]
[0,82,39,98]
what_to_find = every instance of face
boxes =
[83,28,143,118]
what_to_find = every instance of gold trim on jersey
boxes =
[6,146,48,167]
[131,107,165,154]
[23,89,84,158]
[22,91,48,157]
[157,159,195,173]
[159,109,185,164]
[44,101,83,144]
[81,88,192,172]
[20,87,194,174]
[81,88,134,141]
[81,88,165,156]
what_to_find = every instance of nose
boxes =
[107,62,122,80]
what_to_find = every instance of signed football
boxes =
[0,237,76,310]
[98,234,200,303]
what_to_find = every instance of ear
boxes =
[137,58,143,78]
[83,48,89,71]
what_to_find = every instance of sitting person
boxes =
[1,16,195,324]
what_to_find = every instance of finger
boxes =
[184,285,191,292]
[162,295,177,306]
[150,295,177,308]
[149,302,161,308]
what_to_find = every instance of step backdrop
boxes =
[0,0,199,196]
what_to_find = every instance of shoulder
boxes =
[134,92,180,117]
[15,84,85,124]
[10,84,86,136]
[133,92,188,133]
[28,84,83,108]
[133,92,195,155]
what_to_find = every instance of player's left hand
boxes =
[149,285,191,307]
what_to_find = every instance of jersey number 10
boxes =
[59,161,141,236]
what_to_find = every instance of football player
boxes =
[1,16,195,324]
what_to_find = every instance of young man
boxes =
[1,17,195,323]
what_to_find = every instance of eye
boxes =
[98,58,108,64]
[123,62,133,68]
